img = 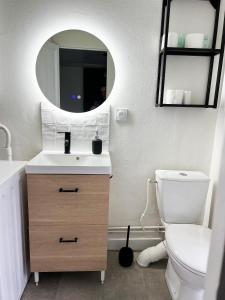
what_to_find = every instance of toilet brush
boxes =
[119,225,134,267]
[209,0,217,9]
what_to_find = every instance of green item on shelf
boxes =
[203,35,210,48]
[178,33,185,48]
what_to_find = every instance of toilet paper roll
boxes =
[168,32,178,47]
[174,90,184,105]
[185,33,205,48]
[184,91,192,105]
[165,90,176,104]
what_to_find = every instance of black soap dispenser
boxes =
[92,130,102,155]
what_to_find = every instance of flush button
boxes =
[179,172,188,176]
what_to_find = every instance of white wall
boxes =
[208,87,225,225]
[0,0,218,227]
[205,110,225,300]
[205,80,225,299]
[204,22,225,293]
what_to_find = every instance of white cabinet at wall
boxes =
[0,164,29,300]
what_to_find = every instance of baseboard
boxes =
[107,227,164,251]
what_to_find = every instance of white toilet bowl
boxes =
[165,224,211,300]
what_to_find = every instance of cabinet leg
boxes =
[101,270,105,284]
[34,272,39,286]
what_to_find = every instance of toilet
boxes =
[155,170,211,300]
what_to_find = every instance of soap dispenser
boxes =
[92,130,102,155]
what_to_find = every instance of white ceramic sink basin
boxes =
[25,151,112,174]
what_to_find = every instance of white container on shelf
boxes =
[165,90,184,105]
[185,33,205,48]
[165,90,176,104]
[184,91,192,105]
[174,90,184,104]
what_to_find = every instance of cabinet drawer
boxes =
[27,175,109,195]
[29,225,107,272]
[27,174,109,225]
[28,193,108,225]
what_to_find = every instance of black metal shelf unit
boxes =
[156,0,225,108]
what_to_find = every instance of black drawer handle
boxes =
[59,188,79,193]
[59,237,78,243]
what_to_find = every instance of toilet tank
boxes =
[155,170,210,224]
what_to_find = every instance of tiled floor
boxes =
[22,252,171,300]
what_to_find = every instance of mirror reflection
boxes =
[36,30,115,113]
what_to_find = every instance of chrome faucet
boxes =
[57,132,71,154]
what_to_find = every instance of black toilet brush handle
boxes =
[126,225,130,248]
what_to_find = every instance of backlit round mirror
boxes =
[36,30,115,113]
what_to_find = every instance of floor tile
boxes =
[22,272,61,300]
[21,252,171,300]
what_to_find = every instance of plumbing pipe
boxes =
[0,124,11,148]
[140,178,159,230]
[140,178,151,230]
[0,124,12,160]
[108,225,164,232]
[136,240,167,267]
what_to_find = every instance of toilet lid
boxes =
[155,170,209,182]
[166,224,212,275]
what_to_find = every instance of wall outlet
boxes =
[115,108,128,121]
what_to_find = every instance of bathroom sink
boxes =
[25,151,112,174]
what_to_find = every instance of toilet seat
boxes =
[167,245,205,277]
[165,224,212,275]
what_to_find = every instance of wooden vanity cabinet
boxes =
[27,174,109,284]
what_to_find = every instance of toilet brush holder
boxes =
[118,225,134,267]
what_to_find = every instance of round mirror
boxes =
[36,30,115,113]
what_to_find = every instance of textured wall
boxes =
[41,102,110,152]
[0,0,218,226]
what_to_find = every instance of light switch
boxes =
[115,108,128,121]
